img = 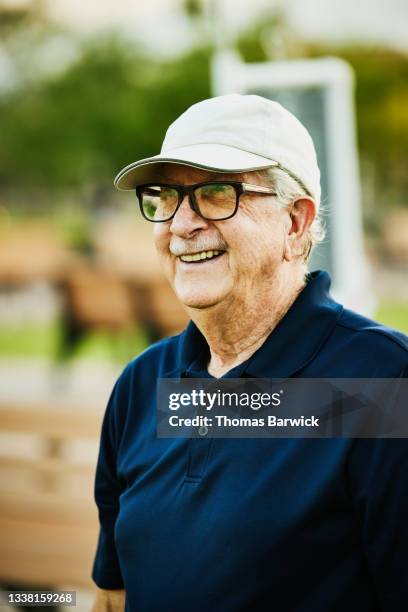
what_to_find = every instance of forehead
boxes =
[155,163,255,185]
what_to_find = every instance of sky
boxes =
[44,0,408,54]
[287,0,408,52]
[3,0,408,56]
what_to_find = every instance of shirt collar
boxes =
[168,270,343,379]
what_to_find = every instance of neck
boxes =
[186,265,306,378]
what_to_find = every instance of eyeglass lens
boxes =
[140,184,237,221]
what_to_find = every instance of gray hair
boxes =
[246,166,325,262]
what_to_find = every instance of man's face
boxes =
[153,165,290,310]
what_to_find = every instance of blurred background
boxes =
[0,0,407,609]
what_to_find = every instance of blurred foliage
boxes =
[237,9,305,62]
[0,4,406,355]
[306,45,408,213]
[236,17,408,226]
[0,0,48,42]
[375,301,408,334]
[183,0,204,19]
[0,29,211,204]
[0,298,405,361]
[55,204,93,253]
[0,2,407,226]
[0,320,149,362]
[0,0,66,88]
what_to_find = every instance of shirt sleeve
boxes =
[92,381,125,589]
[347,369,408,609]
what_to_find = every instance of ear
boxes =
[283,198,316,262]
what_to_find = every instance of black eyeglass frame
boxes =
[135,181,277,222]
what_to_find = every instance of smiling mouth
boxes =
[178,250,225,263]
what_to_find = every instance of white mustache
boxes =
[170,240,227,256]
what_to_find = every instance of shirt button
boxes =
[198,425,208,437]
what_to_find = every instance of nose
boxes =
[169,195,209,238]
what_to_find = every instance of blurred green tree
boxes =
[236,16,408,218]
[306,44,408,221]
[1,5,407,224]
[0,34,211,206]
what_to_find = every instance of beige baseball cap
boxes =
[114,94,321,207]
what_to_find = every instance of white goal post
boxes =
[212,51,374,314]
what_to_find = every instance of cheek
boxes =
[153,225,170,257]
[153,225,175,279]
[228,206,286,269]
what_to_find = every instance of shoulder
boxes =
[337,308,408,352]
[331,307,408,375]
[115,332,184,389]
[132,332,184,371]
[104,332,185,434]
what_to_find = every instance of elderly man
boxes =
[91,95,408,612]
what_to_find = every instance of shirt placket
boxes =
[181,370,213,483]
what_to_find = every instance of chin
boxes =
[174,286,226,310]
[176,291,222,310]
[173,274,233,310]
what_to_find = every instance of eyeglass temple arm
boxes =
[241,183,276,195]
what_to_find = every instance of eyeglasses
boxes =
[135,181,277,222]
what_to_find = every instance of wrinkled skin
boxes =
[152,164,316,377]
[153,166,291,310]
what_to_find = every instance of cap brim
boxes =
[114,144,278,190]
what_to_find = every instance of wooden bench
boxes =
[57,265,189,360]
[0,404,103,588]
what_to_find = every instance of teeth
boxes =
[180,250,222,263]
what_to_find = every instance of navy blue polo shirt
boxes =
[92,271,408,612]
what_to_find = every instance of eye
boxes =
[140,185,178,221]
[160,188,176,201]
[196,183,235,201]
